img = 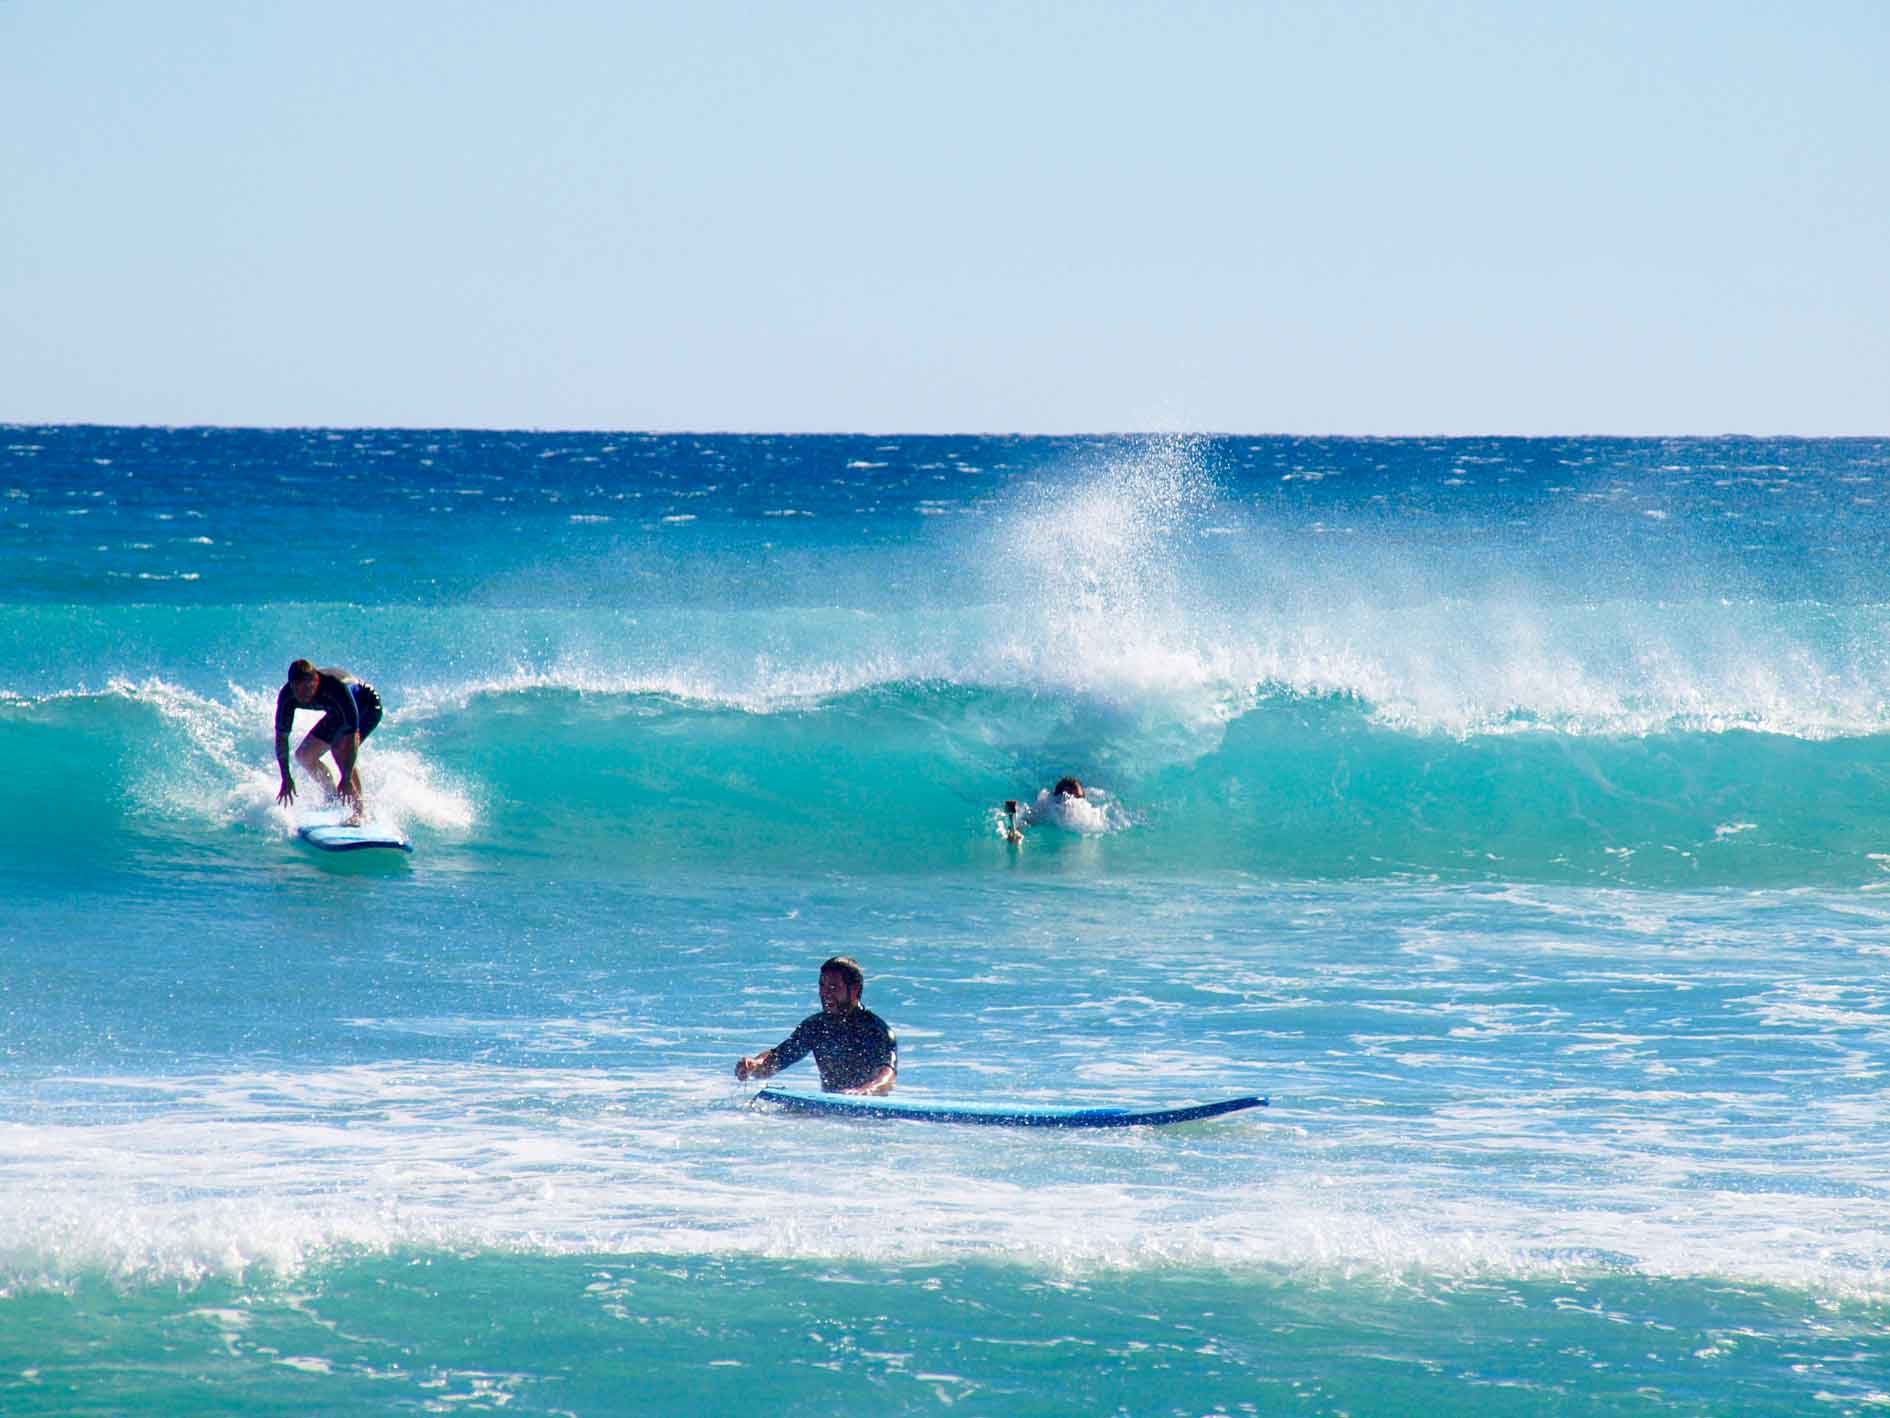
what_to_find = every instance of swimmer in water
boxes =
[1003,777,1086,843]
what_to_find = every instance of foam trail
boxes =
[2,1063,1884,1297]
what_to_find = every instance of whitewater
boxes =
[2,426,1887,1415]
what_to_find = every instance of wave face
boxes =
[5,675,1890,887]
[3,427,1889,886]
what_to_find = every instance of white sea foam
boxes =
[1010,786,1130,837]
[95,676,477,837]
[1,1060,1883,1300]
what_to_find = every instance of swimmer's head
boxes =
[1052,777,1085,800]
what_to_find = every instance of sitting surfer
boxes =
[273,658,384,825]
[735,956,897,1095]
[1002,776,1088,843]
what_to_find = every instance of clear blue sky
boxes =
[3,2,1885,433]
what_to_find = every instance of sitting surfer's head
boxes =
[1052,777,1085,800]
[819,955,865,1012]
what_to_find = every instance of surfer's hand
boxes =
[276,778,296,806]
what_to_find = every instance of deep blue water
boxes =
[2,426,1888,1414]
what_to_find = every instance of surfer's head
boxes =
[286,658,319,703]
[1052,777,1085,800]
[819,955,865,1012]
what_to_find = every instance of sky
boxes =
[2,2,1885,434]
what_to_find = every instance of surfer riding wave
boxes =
[274,659,383,825]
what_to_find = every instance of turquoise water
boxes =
[3,427,1888,1413]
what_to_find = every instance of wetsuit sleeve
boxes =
[275,684,296,735]
[869,1015,897,1074]
[770,1016,817,1071]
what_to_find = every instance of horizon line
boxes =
[5,419,1886,441]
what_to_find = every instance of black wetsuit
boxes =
[275,668,383,743]
[770,1007,898,1091]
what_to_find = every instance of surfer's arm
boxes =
[739,1022,812,1082]
[331,734,359,801]
[274,730,296,803]
[326,681,362,801]
[841,1063,896,1096]
[738,1021,816,1081]
[735,1048,779,1081]
[837,1026,896,1095]
[273,687,298,802]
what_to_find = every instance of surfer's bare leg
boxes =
[294,732,340,801]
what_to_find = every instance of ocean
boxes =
[2,426,1887,1415]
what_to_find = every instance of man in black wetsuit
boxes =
[735,956,897,1095]
[273,659,384,823]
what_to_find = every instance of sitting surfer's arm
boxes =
[839,1028,897,1095]
[734,1048,779,1081]
[841,1063,896,1096]
[739,1024,812,1083]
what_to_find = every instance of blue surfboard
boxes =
[755,1087,1266,1128]
[297,821,412,853]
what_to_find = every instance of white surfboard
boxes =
[297,816,412,853]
